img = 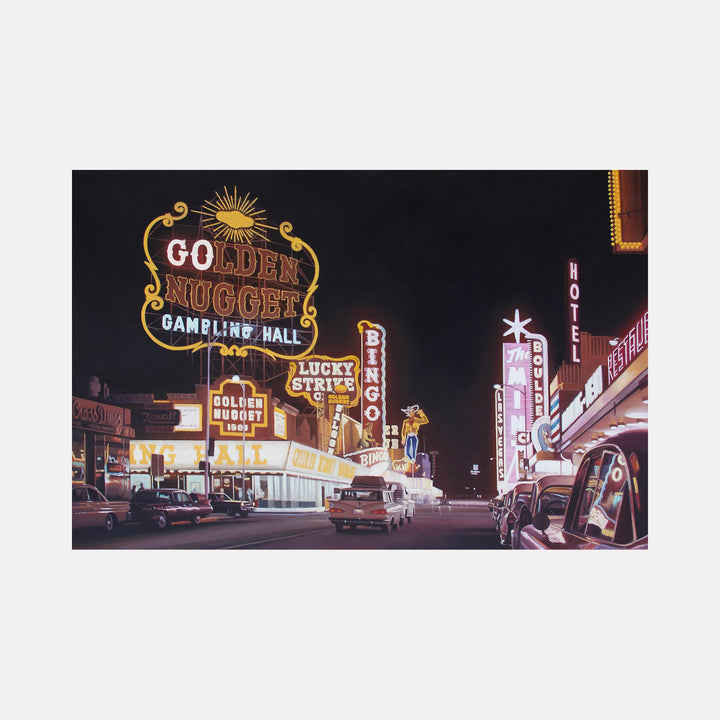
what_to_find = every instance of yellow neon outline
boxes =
[285,354,361,408]
[608,170,644,252]
[141,205,320,361]
[209,377,270,438]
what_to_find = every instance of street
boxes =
[71,502,502,550]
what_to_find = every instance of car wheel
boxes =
[391,519,399,532]
[191,514,202,525]
[407,515,412,524]
[155,512,169,530]
[226,509,235,517]
[104,514,117,533]
[335,524,343,532]
[399,516,405,527]
[382,523,390,534]
[240,512,249,518]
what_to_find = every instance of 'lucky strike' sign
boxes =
[358,320,387,450]
[209,377,269,438]
[141,188,319,361]
[285,355,360,408]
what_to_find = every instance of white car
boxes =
[388,482,415,524]
[329,486,405,533]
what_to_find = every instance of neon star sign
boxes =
[502,308,533,343]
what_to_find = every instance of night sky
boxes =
[72,170,648,495]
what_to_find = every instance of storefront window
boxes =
[94,434,131,500]
[72,429,86,484]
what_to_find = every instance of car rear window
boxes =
[538,487,571,515]
[340,490,384,501]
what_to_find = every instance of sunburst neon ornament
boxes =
[195,187,276,244]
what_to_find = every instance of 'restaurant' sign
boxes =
[209,377,269,438]
[607,309,648,384]
[141,188,319,361]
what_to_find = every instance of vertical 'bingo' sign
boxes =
[358,320,387,451]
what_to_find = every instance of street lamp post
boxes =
[204,329,243,497]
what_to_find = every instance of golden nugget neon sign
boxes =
[141,188,319,360]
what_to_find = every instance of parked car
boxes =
[491,493,507,531]
[328,485,405,533]
[510,474,574,549]
[208,492,253,518]
[518,429,648,549]
[497,482,533,546]
[72,484,132,533]
[129,488,213,530]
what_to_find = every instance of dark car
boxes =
[208,492,253,518]
[519,428,648,549]
[129,488,213,530]
[510,474,574,549]
[497,481,533,546]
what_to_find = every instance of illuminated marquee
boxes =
[358,320,387,450]
[209,377,269,438]
[141,188,319,361]
[285,355,360,408]
[561,365,604,432]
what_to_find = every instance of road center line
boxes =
[221,527,329,549]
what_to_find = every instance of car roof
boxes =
[533,474,575,489]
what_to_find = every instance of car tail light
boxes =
[371,508,387,515]
[329,507,343,513]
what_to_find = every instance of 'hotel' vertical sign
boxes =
[567,259,581,364]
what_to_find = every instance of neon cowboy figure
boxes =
[401,405,429,468]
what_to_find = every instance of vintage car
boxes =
[497,481,533,546]
[388,481,416,523]
[510,474,574,549]
[489,494,505,530]
[208,492,253,518]
[72,484,132,533]
[328,485,405,533]
[129,488,213,530]
[518,428,648,549]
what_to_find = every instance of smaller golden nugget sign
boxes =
[285,355,361,408]
[210,378,269,438]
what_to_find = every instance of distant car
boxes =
[497,482,533,546]
[437,497,451,506]
[518,429,648,549]
[388,482,416,524]
[130,488,213,530]
[72,484,132,533]
[510,474,574,549]
[208,492,253,518]
[329,485,405,533]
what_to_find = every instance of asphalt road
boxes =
[72,502,503,550]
